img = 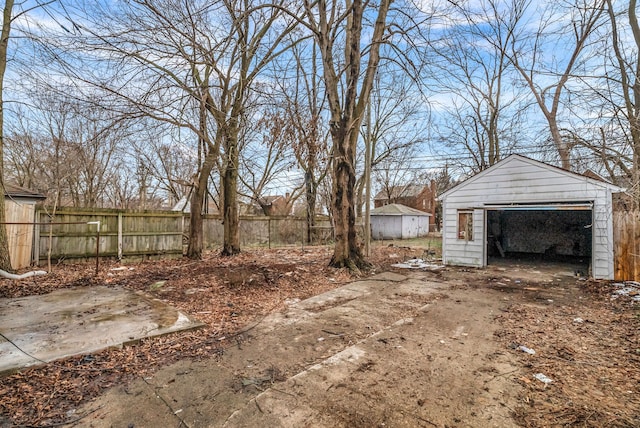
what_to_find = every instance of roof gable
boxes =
[439,154,624,200]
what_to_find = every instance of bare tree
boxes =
[5,89,125,208]
[0,0,16,270]
[48,0,300,258]
[238,106,299,215]
[600,0,640,205]
[274,39,330,242]
[508,0,606,169]
[355,71,429,216]
[301,0,393,271]
[431,0,526,172]
[131,126,195,209]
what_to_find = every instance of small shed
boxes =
[439,155,624,280]
[370,203,431,240]
[4,184,46,269]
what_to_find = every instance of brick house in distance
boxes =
[374,182,437,231]
[257,194,292,216]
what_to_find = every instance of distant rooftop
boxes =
[374,184,429,200]
[371,203,431,216]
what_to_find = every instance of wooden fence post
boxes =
[118,212,123,261]
[33,210,40,266]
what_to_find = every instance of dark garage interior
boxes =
[486,207,593,269]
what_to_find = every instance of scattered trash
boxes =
[517,345,536,355]
[533,373,553,384]
[573,317,584,324]
[515,280,521,284]
[391,258,444,270]
[611,282,640,302]
[110,267,128,271]
[317,337,325,342]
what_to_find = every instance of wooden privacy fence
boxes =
[613,209,640,281]
[36,209,184,262]
[27,208,332,264]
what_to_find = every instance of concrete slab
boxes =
[0,286,204,375]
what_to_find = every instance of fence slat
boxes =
[30,208,332,264]
[613,210,640,281]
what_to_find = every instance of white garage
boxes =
[370,203,431,240]
[439,155,624,279]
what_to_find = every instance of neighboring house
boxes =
[370,203,431,240]
[374,182,437,231]
[4,184,46,269]
[256,194,291,216]
[439,154,624,280]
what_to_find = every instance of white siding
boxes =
[371,216,403,240]
[401,215,430,239]
[441,155,621,279]
[372,214,430,239]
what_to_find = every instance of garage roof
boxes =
[371,203,431,216]
[439,154,625,200]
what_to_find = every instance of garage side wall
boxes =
[441,157,617,279]
[371,216,403,240]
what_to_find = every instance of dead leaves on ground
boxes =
[496,281,640,427]
[0,246,377,427]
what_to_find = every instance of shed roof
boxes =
[371,203,431,216]
[4,184,46,200]
[439,154,625,200]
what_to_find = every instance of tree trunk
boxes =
[549,120,571,170]
[0,0,14,271]
[329,128,368,271]
[0,191,10,271]
[221,133,240,256]
[355,175,365,218]
[305,171,316,244]
[186,151,216,259]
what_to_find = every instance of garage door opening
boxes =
[486,205,592,274]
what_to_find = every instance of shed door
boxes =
[485,204,593,272]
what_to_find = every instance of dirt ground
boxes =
[0,245,639,427]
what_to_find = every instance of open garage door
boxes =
[485,203,593,272]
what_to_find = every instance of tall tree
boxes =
[508,0,606,169]
[354,71,429,216]
[50,0,299,258]
[302,0,392,271]
[603,0,640,206]
[0,0,14,270]
[275,40,330,243]
[432,0,525,172]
